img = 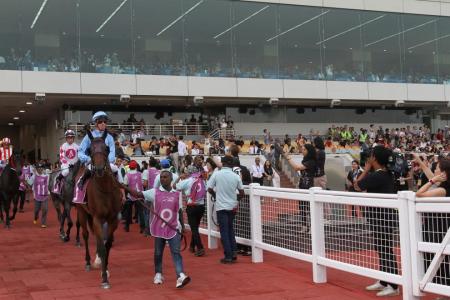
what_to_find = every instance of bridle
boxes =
[88,131,109,178]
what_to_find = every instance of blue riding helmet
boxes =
[92,111,109,123]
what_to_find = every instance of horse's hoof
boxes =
[75,242,81,248]
[63,236,70,243]
[101,282,111,289]
[93,255,101,268]
[85,265,91,272]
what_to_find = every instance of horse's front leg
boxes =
[4,195,11,228]
[64,203,73,242]
[93,218,110,289]
[9,193,18,221]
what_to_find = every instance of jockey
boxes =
[77,111,117,188]
[56,129,79,183]
[0,137,13,170]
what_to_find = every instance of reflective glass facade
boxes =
[1,0,450,84]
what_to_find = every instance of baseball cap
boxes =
[160,159,171,169]
[129,160,138,169]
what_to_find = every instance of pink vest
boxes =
[126,172,143,201]
[147,168,160,190]
[19,166,31,191]
[188,172,206,206]
[150,189,180,239]
[33,174,49,201]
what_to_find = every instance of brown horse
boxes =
[75,131,122,289]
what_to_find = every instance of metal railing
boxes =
[199,184,450,299]
[209,128,235,140]
[68,123,209,137]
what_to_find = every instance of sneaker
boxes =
[220,258,234,264]
[176,273,191,288]
[194,249,205,257]
[153,273,164,285]
[41,224,47,228]
[366,281,385,291]
[33,219,37,225]
[376,285,399,297]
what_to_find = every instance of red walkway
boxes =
[0,201,424,299]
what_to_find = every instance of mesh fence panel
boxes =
[421,212,450,286]
[260,196,312,254]
[323,203,401,275]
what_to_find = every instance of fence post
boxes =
[405,190,425,297]
[206,193,219,249]
[310,187,327,283]
[250,183,263,263]
[398,191,420,300]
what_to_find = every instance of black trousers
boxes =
[186,205,205,250]
[370,220,399,289]
[123,200,145,230]
[18,190,25,210]
[252,177,263,186]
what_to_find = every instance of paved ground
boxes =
[0,200,429,300]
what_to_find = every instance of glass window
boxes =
[80,0,133,74]
[402,14,439,84]
[437,17,450,84]
[232,1,278,79]
[20,0,79,72]
[133,0,185,76]
[322,8,367,82]
[0,1,22,70]
[278,5,324,80]
[362,12,403,83]
[183,0,233,77]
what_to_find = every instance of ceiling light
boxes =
[13,117,19,120]
[19,110,25,113]
[317,15,385,45]
[213,5,269,39]
[365,19,436,47]
[30,0,48,29]
[157,0,204,36]
[383,49,387,52]
[266,10,329,42]
[8,123,14,126]
[96,0,129,33]
[26,102,33,105]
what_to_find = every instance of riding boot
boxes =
[77,169,91,189]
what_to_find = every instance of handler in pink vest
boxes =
[26,162,49,228]
[18,161,33,212]
[123,160,145,233]
[129,170,191,289]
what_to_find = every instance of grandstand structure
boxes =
[0,0,450,161]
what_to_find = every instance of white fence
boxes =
[68,123,209,136]
[200,184,450,300]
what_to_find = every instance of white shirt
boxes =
[251,163,264,178]
[178,140,187,156]
[191,148,200,155]
[248,146,258,155]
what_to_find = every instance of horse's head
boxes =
[89,131,108,177]
[9,151,23,175]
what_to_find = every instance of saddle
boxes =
[73,177,89,204]
[53,178,64,195]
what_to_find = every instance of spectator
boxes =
[346,160,363,217]
[127,113,137,124]
[354,146,399,297]
[178,136,187,171]
[313,137,327,190]
[207,156,244,264]
[263,160,274,187]
[250,157,264,186]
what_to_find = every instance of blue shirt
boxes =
[207,167,243,211]
[78,129,116,164]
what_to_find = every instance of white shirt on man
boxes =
[178,140,187,156]
[251,163,264,178]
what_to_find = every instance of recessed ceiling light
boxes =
[19,110,25,113]
[349,47,353,50]
[26,101,33,105]
[383,49,387,52]
[13,117,19,120]
[8,123,14,126]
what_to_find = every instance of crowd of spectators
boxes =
[2,48,450,84]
